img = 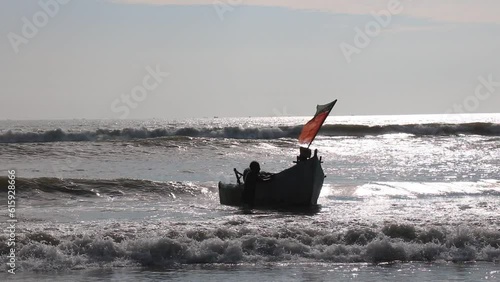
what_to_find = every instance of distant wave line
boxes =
[0,122,499,143]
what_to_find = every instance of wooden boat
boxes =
[218,99,337,208]
[218,151,325,207]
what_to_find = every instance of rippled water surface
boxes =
[0,114,499,280]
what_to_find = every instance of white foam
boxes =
[354,180,500,198]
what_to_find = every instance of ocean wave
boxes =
[0,127,300,144]
[2,223,499,272]
[3,177,499,201]
[321,122,500,137]
[0,177,208,199]
[1,122,499,143]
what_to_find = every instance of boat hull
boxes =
[218,156,325,207]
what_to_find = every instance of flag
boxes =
[298,100,337,145]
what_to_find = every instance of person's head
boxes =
[249,161,260,172]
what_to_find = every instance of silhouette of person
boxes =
[242,161,261,208]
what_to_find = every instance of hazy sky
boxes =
[1,0,499,119]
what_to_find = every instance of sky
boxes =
[1,0,499,119]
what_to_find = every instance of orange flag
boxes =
[298,100,337,146]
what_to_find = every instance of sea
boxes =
[0,113,499,281]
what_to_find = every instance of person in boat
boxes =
[241,161,272,208]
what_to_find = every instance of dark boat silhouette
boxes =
[218,100,337,208]
[218,150,325,207]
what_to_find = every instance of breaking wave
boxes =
[2,223,499,272]
[4,177,499,202]
[0,177,209,200]
[1,122,499,143]
[322,122,500,137]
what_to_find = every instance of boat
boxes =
[218,150,325,207]
[218,99,337,208]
